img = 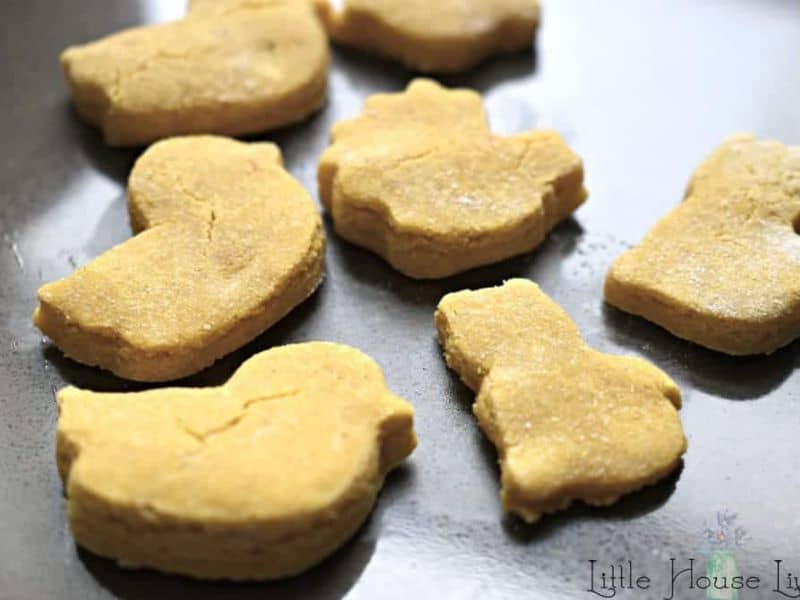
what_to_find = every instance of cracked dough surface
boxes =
[319,79,586,278]
[56,342,417,581]
[35,136,324,382]
[435,279,686,523]
[62,0,329,146]
[314,0,539,72]
[606,135,800,355]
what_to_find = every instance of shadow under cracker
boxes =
[502,462,684,545]
[439,45,538,93]
[42,284,327,393]
[62,100,141,185]
[332,40,538,95]
[330,216,585,311]
[602,303,799,401]
[75,464,414,600]
[440,348,502,472]
[79,535,371,600]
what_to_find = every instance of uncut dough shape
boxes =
[315,0,539,72]
[606,135,800,355]
[56,342,417,581]
[62,0,329,146]
[319,79,586,278]
[35,136,325,382]
[435,279,686,522]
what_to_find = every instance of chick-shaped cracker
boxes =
[606,135,800,355]
[56,342,416,581]
[35,136,325,382]
[61,0,329,146]
[314,0,539,72]
[319,79,586,279]
[435,279,686,523]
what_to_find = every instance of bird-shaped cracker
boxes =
[319,79,586,279]
[56,342,416,580]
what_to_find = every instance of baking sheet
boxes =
[2,1,800,598]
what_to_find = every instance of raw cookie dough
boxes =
[605,135,800,355]
[35,136,325,382]
[61,0,329,146]
[56,342,417,581]
[314,0,539,72]
[318,79,586,279]
[435,279,686,523]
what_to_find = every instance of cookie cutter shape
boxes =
[436,279,686,523]
[319,79,586,279]
[62,0,329,146]
[35,136,325,382]
[606,135,800,355]
[56,342,417,580]
[314,0,539,72]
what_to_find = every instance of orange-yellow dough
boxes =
[314,0,539,73]
[56,342,417,581]
[61,0,329,146]
[318,79,586,279]
[435,279,686,523]
[606,135,800,355]
[35,136,325,382]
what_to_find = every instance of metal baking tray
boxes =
[2,1,799,598]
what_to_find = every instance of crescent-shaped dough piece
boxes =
[35,136,325,382]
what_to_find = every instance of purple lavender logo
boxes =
[699,510,748,600]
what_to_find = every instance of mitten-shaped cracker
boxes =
[35,136,325,382]
[319,79,585,279]
[435,279,686,523]
[606,135,800,355]
[61,0,328,146]
[56,342,416,580]
[315,0,539,72]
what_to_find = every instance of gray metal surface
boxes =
[2,1,800,598]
